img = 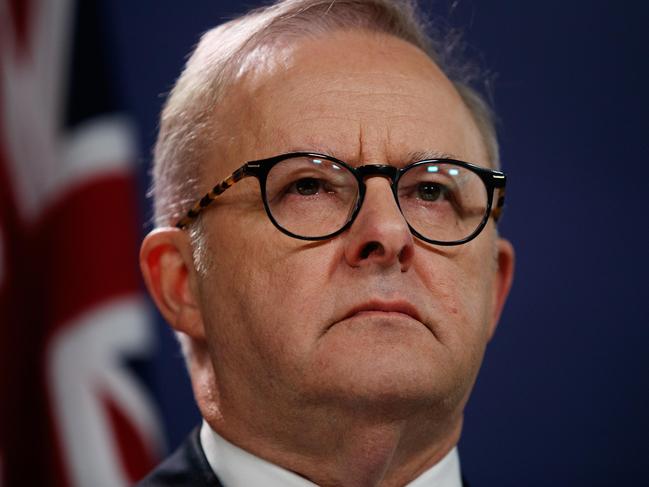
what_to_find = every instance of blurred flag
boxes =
[0,0,164,485]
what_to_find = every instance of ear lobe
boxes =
[487,237,515,341]
[140,227,206,340]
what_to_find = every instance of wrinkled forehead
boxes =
[210,29,487,174]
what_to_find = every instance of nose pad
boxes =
[343,178,414,270]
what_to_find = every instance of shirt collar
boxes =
[200,420,463,487]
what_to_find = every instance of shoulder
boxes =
[135,427,223,487]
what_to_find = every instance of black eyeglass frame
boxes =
[175,152,507,246]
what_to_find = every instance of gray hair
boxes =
[151,0,499,228]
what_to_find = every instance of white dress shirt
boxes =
[200,421,462,487]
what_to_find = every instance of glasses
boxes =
[176,152,506,246]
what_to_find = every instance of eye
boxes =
[290,178,324,196]
[417,182,447,202]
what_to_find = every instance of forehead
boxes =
[214,30,487,172]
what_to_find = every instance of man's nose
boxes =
[343,177,415,271]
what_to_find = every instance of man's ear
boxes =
[487,237,515,341]
[140,227,205,340]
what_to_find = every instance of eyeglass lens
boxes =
[264,156,489,243]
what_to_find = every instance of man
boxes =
[138,0,514,485]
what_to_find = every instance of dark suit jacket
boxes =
[136,427,222,486]
[135,426,471,486]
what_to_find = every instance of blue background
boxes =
[102,1,649,485]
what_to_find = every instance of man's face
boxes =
[193,30,511,421]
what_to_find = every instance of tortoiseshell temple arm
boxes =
[175,166,248,229]
[491,187,506,222]
[490,172,506,223]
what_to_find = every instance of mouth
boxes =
[341,300,423,324]
[321,299,433,338]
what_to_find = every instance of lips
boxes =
[342,300,422,323]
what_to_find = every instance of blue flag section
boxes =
[2,0,648,485]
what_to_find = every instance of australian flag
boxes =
[0,0,164,484]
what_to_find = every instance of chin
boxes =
[303,331,464,417]
[304,371,463,421]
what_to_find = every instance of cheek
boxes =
[201,221,339,366]
[415,245,495,351]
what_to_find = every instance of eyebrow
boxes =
[286,145,341,158]
[406,150,458,163]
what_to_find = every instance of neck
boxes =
[191,349,466,486]
[204,398,463,487]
